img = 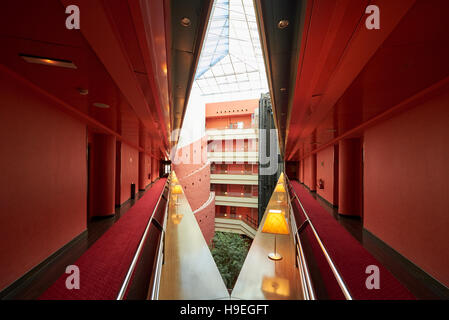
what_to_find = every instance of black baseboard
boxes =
[0,229,88,300]
[314,192,338,209]
[363,228,449,299]
[302,183,316,193]
[115,179,159,208]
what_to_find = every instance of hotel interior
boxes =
[0,0,448,302]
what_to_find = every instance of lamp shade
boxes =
[278,172,285,183]
[172,185,183,194]
[261,210,289,235]
[274,183,286,193]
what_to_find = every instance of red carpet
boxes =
[290,180,415,300]
[39,178,167,300]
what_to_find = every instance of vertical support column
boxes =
[338,138,363,217]
[310,154,317,191]
[333,144,339,207]
[152,157,157,182]
[138,152,146,191]
[115,141,122,207]
[91,134,116,217]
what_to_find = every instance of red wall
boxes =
[205,99,259,118]
[338,139,362,216]
[303,155,317,191]
[174,137,214,243]
[364,91,449,287]
[118,143,139,205]
[194,194,215,245]
[0,70,87,291]
[316,146,336,205]
[138,153,152,190]
[151,157,159,182]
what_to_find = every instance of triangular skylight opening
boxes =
[173,0,271,291]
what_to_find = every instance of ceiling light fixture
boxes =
[180,17,191,27]
[20,54,77,69]
[93,103,110,109]
[277,19,289,29]
[78,88,89,96]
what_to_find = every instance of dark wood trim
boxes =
[0,230,88,300]
[363,229,449,299]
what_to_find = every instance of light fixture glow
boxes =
[93,103,111,109]
[278,19,289,29]
[20,54,77,69]
[172,185,183,194]
[180,17,191,27]
[274,183,286,193]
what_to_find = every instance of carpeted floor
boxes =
[39,178,167,300]
[290,180,415,300]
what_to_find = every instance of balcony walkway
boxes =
[158,181,229,300]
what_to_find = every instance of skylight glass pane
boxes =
[193,0,268,99]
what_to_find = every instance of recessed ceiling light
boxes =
[278,19,289,29]
[78,88,89,96]
[93,103,110,109]
[180,17,191,27]
[20,54,77,69]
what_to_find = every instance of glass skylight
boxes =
[194,0,268,101]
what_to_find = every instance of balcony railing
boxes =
[214,191,258,198]
[210,169,257,175]
[207,123,257,130]
[208,147,259,153]
[215,213,258,229]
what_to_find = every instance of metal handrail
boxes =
[116,178,169,300]
[287,185,315,300]
[149,196,169,300]
[215,213,258,229]
[286,176,353,300]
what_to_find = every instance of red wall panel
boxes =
[0,70,87,291]
[338,139,362,216]
[138,152,152,190]
[364,91,449,287]
[91,134,116,217]
[316,146,336,205]
[303,155,317,191]
[119,143,139,205]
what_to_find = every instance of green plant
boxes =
[210,232,251,289]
